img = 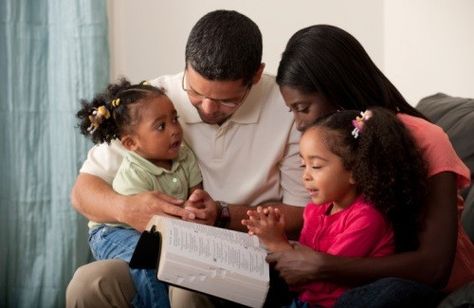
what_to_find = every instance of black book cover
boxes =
[129,225,161,269]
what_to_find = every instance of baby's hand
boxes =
[241,206,291,252]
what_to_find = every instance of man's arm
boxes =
[71,173,192,232]
[267,172,458,288]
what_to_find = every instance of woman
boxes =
[270,24,473,307]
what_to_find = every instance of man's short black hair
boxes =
[185,10,262,85]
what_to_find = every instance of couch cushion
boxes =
[416,93,474,241]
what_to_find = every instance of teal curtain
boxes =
[0,1,109,307]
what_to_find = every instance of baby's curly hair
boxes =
[76,78,165,144]
[310,107,428,252]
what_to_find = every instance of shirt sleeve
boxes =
[425,125,470,189]
[399,114,470,189]
[79,140,126,184]
[280,122,310,207]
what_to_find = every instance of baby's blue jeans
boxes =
[89,226,170,308]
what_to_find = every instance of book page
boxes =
[157,217,268,280]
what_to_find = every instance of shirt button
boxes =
[172,178,178,183]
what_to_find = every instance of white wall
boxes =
[108,0,383,81]
[384,0,474,104]
[108,0,474,106]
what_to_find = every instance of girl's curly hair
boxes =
[310,107,428,252]
[76,78,165,144]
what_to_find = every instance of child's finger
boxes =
[278,211,285,225]
[247,209,259,220]
[258,207,270,220]
[273,208,281,219]
[246,225,260,235]
[248,214,260,224]
[267,207,275,220]
[244,217,262,229]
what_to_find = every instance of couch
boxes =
[416,93,474,241]
[416,93,474,308]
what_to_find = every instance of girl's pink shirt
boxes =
[298,197,395,307]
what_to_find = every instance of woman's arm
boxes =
[267,172,458,288]
[71,173,190,232]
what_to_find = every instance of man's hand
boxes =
[183,189,218,225]
[266,242,324,286]
[119,191,193,232]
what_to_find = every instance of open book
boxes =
[130,215,270,308]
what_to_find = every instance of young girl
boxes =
[76,78,202,308]
[242,108,428,307]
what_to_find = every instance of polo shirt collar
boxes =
[126,148,187,175]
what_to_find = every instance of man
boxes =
[66,10,308,307]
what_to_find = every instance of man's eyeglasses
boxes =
[181,71,251,108]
